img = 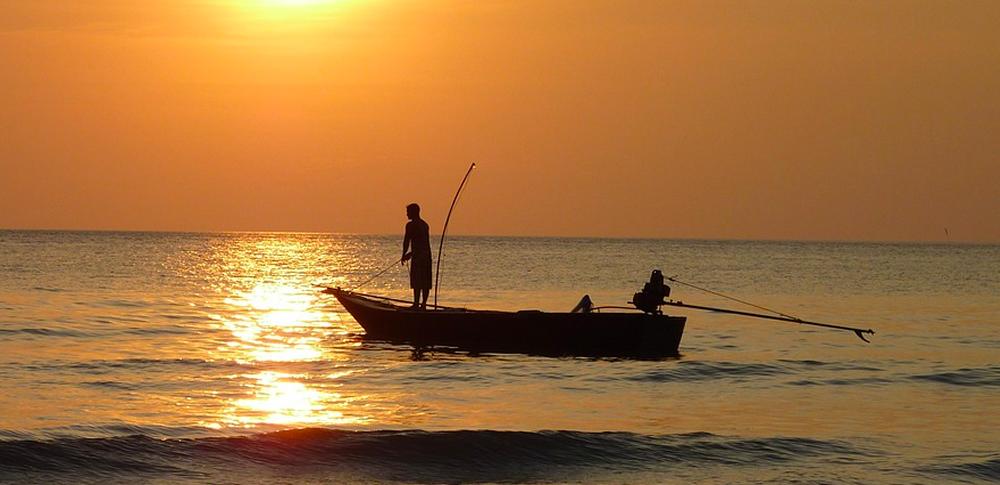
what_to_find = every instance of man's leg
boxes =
[412,288,419,308]
[420,289,429,309]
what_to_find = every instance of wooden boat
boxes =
[324,166,875,358]
[323,287,687,357]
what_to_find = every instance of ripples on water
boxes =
[0,230,998,483]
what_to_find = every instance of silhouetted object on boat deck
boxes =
[401,203,432,309]
[571,295,594,313]
[631,270,671,314]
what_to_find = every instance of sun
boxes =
[245,0,346,20]
[262,0,328,6]
[236,0,349,32]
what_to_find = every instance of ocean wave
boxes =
[118,325,194,336]
[777,359,884,372]
[11,358,336,377]
[788,377,893,386]
[15,358,233,375]
[31,286,65,293]
[0,327,89,338]
[81,380,142,391]
[625,361,789,382]
[0,323,197,339]
[0,428,874,482]
[910,366,1000,387]
[919,456,1000,482]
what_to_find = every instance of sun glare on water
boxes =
[212,277,364,427]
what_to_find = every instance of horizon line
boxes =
[0,226,992,246]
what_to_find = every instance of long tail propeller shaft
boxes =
[662,300,875,342]
[662,275,875,343]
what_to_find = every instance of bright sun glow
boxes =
[233,0,351,36]
[258,0,337,9]
[263,0,327,5]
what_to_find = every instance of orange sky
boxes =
[1,0,998,242]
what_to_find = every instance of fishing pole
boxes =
[350,258,404,291]
[433,162,476,307]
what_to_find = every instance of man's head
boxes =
[406,203,420,220]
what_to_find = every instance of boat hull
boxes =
[325,288,686,357]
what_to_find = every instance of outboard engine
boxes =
[631,270,671,314]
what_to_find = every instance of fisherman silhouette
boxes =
[401,203,432,309]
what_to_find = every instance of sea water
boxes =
[0,230,997,483]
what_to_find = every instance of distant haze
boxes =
[2,1,998,242]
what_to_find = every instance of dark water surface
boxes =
[1,230,997,483]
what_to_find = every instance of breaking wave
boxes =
[0,428,874,483]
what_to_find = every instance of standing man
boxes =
[401,203,432,309]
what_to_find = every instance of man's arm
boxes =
[401,222,412,262]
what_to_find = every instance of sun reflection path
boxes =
[220,283,339,364]
[212,280,368,428]
[231,371,365,426]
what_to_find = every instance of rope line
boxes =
[350,258,403,291]
[666,275,801,321]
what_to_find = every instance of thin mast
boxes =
[434,162,476,308]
